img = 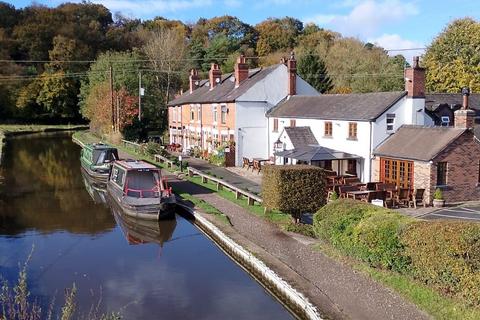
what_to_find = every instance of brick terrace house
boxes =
[267,57,429,182]
[373,89,480,204]
[167,54,318,166]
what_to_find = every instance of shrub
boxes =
[313,199,385,254]
[143,141,161,157]
[433,188,443,200]
[401,221,480,306]
[353,212,413,271]
[283,222,316,238]
[262,165,326,221]
[329,190,338,201]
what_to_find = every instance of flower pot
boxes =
[433,199,445,208]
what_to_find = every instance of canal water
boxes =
[0,133,293,319]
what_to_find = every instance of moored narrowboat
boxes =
[80,143,119,182]
[106,160,176,220]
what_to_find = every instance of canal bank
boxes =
[72,131,430,320]
[1,132,294,319]
[0,124,88,165]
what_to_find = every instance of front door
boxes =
[380,158,414,189]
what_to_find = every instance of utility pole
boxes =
[116,94,120,133]
[109,65,114,132]
[138,71,142,121]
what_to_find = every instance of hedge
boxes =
[262,165,326,220]
[313,199,480,307]
[314,199,412,271]
[402,221,480,306]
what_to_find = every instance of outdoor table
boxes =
[346,190,375,200]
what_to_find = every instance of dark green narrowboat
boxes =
[80,143,119,182]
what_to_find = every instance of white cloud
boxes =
[305,0,419,38]
[89,0,213,18]
[369,33,425,62]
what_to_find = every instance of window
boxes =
[273,118,279,132]
[190,105,195,121]
[111,167,126,187]
[177,107,181,122]
[172,108,176,122]
[324,121,332,137]
[437,162,448,186]
[290,119,296,127]
[197,105,201,121]
[348,122,357,139]
[441,116,450,126]
[386,113,395,131]
[213,105,218,123]
[347,159,356,175]
[221,105,227,124]
[380,158,414,189]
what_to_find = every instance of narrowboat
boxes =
[110,200,177,246]
[106,160,176,220]
[80,143,119,182]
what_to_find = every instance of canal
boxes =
[0,133,293,319]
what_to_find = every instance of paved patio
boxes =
[419,204,480,222]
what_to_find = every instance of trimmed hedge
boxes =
[314,199,412,271]
[402,221,480,306]
[262,165,326,220]
[313,199,480,307]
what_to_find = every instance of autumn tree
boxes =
[424,18,480,93]
[256,17,303,56]
[297,50,333,93]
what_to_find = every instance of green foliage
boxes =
[256,17,303,56]
[283,222,316,238]
[402,221,480,306]
[329,190,338,201]
[314,200,413,271]
[142,141,161,157]
[121,117,149,142]
[433,188,444,200]
[424,18,480,93]
[262,165,326,220]
[297,50,333,93]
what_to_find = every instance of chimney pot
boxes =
[462,87,470,110]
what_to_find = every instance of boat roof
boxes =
[85,143,117,151]
[115,159,158,170]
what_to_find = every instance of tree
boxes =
[297,50,333,93]
[36,71,78,117]
[423,18,480,92]
[256,17,303,56]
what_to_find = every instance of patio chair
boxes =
[395,188,410,207]
[253,159,262,174]
[409,189,426,209]
[242,157,253,171]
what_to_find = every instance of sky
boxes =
[8,0,480,61]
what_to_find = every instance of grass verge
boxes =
[73,131,291,227]
[315,241,480,320]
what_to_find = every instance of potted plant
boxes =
[433,188,445,208]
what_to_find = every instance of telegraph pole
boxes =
[109,65,114,132]
[138,71,142,121]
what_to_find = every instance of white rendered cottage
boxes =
[267,57,429,182]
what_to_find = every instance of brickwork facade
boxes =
[430,130,480,203]
[413,161,433,203]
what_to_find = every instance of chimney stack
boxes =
[234,54,249,87]
[209,63,222,90]
[287,51,296,96]
[404,56,425,98]
[189,69,199,93]
[454,87,475,129]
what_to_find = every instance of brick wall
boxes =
[431,130,480,203]
[414,161,433,203]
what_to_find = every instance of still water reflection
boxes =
[0,133,293,319]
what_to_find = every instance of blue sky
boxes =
[9,0,480,59]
